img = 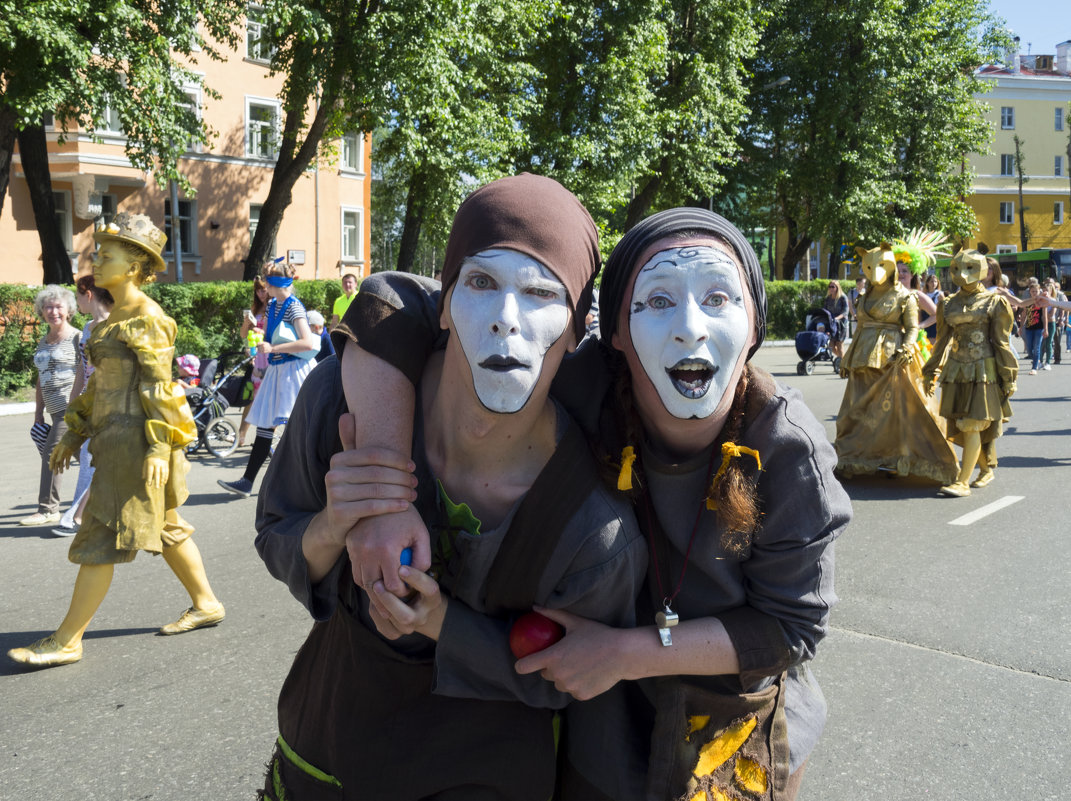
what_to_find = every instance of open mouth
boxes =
[666,359,717,399]
[479,354,528,372]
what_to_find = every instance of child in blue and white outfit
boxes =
[218,261,319,498]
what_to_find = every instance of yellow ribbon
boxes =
[617,446,636,491]
[705,442,762,511]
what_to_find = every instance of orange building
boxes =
[1,13,371,286]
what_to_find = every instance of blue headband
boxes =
[266,275,293,288]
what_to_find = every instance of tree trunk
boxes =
[17,123,71,284]
[0,106,17,219]
[827,247,839,280]
[395,168,428,273]
[779,217,812,280]
[624,167,665,232]
[1013,135,1029,252]
[244,97,337,280]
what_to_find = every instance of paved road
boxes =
[1,346,1068,800]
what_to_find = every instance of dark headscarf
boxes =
[438,173,600,345]
[599,208,767,360]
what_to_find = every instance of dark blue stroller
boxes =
[794,307,842,375]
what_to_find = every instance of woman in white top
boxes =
[22,285,84,526]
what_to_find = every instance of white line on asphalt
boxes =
[948,495,1025,526]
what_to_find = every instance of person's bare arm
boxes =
[340,340,429,598]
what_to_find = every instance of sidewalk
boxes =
[0,402,36,417]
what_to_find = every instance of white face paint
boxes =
[449,249,569,413]
[628,245,750,420]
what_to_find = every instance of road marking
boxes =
[948,495,1024,526]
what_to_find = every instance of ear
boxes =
[855,246,868,259]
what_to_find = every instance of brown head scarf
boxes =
[438,173,600,344]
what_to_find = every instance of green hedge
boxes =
[0,279,348,397]
[1,277,847,397]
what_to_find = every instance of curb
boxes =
[0,402,36,418]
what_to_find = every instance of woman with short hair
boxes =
[21,285,84,526]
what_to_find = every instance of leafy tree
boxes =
[0,0,244,282]
[739,0,1004,278]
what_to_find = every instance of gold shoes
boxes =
[159,602,225,635]
[939,482,971,497]
[8,635,83,667]
[19,511,62,526]
[970,470,995,488]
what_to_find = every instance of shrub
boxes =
[0,279,348,397]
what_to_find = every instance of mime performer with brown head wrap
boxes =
[253,174,645,800]
[326,203,851,800]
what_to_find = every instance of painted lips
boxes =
[479,354,528,372]
[666,358,717,399]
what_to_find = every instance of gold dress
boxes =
[59,312,198,564]
[921,289,1017,462]
[835,282,958,482]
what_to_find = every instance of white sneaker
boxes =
[1043,364,1051,371]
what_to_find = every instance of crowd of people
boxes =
[6,188,1067,800]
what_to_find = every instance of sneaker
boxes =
[159,602,225,635]
[8,635,83,667]
[1043,364,1051,371]
[217,477,253,498]
[50,524,78,538]
[19,511,61,527]
[1029,369,1037,375]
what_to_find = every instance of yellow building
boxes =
[968,41,1071,257]
[1,10,371,286]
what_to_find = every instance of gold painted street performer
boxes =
[8,213,225,669]
[835,237,957,482]
[922,249,1017,497]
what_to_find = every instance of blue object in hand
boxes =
[400,547,412,566]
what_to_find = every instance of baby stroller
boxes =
[794,307,842,375]
[184,354,250,457]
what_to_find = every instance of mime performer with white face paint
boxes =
[336,207,852,801]
[252,174,645,801]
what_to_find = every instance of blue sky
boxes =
[986,0,1068,55]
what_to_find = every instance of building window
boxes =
[42,111,55,129]
[1000,106,1014,129]
[341,207,363,262]
[96,98,123,135]
[1057,156,1065,177]
[164,198,196,255]
[999,202,1014,224]
[249,204,276,258]
[995,244,1017,254]
[246,99,280,159]
[1057,108,1065,131]
[1057,203,1065,226]
[99,194,117,227]
[180,86,203,153]
[246,4,273,63]
[53,191,73,251]
[1000,154,1014,176]
[341,131,362,172]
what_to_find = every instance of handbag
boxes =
[30,421,52,457]
[270,319,317,361]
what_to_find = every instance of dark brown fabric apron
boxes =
[267,421,599,801]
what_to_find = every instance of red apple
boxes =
[509,611,565,659]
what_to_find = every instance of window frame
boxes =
[1057,108,1065,132]
[163,198,197,256]
[999,201,1014,224]
[340,206,364,262]
[1056,202,1065,226]
[1056,155,1065,177]
[53,190,74,251]
[246,4,274,63]
[1000,106,1015,129]
[995,244,1017,255]
[245,97,281,160]
[341,131,363,173]
[1000,154,1014,176]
